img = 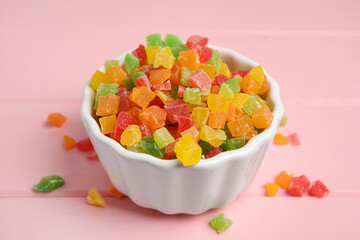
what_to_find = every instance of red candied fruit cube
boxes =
[287,133,300,146]
[116,87,128,96]
[76,138,94,152]
[309,180,330,198]
[176,116,194,137]
[132,44,147,64]
[113,112,137,140]
[135,75,151,89]
[152,80,171,91]
[287,175,311,197]
[198,47,213,63]
[165,138,180,157]
[205,147,224,159]
[164,99,190,123]
[139,123,152,137]
[118,91,134,112]
[185,35,209,50]
[212,74,228,86]
[177,85,186,98]
[189,70,212,91]
[231,70,249,78]
[86,150,99,160]
[148,96,165,109]
[165,125,178,139]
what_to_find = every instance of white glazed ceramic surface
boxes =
[81,46,284,214]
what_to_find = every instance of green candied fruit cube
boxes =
[124,53,140,74]
[224,78,240,93]
[154,127,175,149]
[200,85,211,96]
[218,83,234,99]
[122,78,136,91]
[170,85,180,99]
[180,67,195,87]
[253,94,267,106]
[242,95,262,116]
[280,115,288,126]
[171,44,187,59]
[131,71,145,80]
[140,136,165,159]
[183,88,201,105]
[33,174,65,192]
[164,34,183,47]
[127,144,147,153]
[198,140,212,156]
[223,121,230,133]
[104,59,119,71]
[94,83,118,109]
[146,33,163,46]
[255,127,265,134]
[210,213,233,234]
[223,136,245,151]
[208,49,221,72]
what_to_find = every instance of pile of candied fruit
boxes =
[89,34,273,166]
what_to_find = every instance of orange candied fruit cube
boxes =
[149,68,171,85]
[181,126,200,142]
[234,108,243,120]
[48,113,67,127]
[208,111,227,129]
[178,50,200,71]
[63,135,76,150]
[139,105,167,131]
[226,102,236,121]
[105,65,128,85]
[227,115,257,140]
[265,182,278,197]
[107,185,126,199]
[210,85,220,94]
[258,79,269,96]
[252,105,273,129]
[126,106,142,122]
[240,74,261,95]
[99,114,117,134]
[87,188,106,207]
[129,86,156,109]
[96,94,120,116]
[274,133,289,145]
[169,63,181,85]
[275,170,294,189]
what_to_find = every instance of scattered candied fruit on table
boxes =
[47,113,67,127]
[210,213,233,234]
[63,135,76,150]
[274,133,289,145]
[309,180,330,198]
[287,175,311,197]
[33,174,65,192]
[275,170,294,189]
[265,182,279,197]
[107,185,126,199]
[87,188,106,207]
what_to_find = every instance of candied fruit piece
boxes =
[287,133,300,146]
[181,126,200,142]
[138,105,167,131]
[140,135,165,158]
[107,185,126,199]
[96,94,120,116]
[208,111,227,129]
[178,50,200,71]
[114,112,137,140]
[174,133,202,166]
[274,133,289,145]
[129,86,156,109]
[265,182,279,197]
[120,125,142,146]
[154,127,175,149]
[90,70,109,90]
[132,44,147,64]
[309,180,330,198]
[210,213,233,234]
[251,105,273,129]
[106,65,128,85]
[287,175,311,197]
[48,113,67,127]
[164,99,190,123]
[87,188,105,207]
[207,94,229,112]
[200,125,227,147]
[275,170,294,189]
[63,135,76,150]
[33,175,65,192]
[183,88,201,105]
[189,70,212,91]
[99,114,117,134]
[76,138,94,152]
[124,53,140,74]
[227,116,257,140]
[149,68,171,85]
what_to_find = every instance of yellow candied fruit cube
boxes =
[216,59,231,78]
[120,125,142,146]
[99,114,117,134]
[154,90,174,105]
[87,188,106,207]
[248,65,265,85]
[199,125,227,147]
[198,64,216,80]
[145,46,161,65]
[207,94,229,112]
[174,133,202,166]
[153,52,175,69]
[265,182,278,197]
[229,93,250,108]
[190,107,209,126]
[161,47,172,55]
[188,102,207,112]
[90,70,109,90]
[233,75,243,87]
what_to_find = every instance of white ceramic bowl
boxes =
[81,46,284,214]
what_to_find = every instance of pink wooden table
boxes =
[1,0,360,239]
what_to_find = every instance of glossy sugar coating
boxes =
[224,78,240,93]
[185,35,208,50]
[96,94,120,116]
[127,143,147,153]
[149,68,171,85]
[183,88,201,104]
[124,53,140,74]
[129,86,156,109]
[146,33,163,46]
[104,59,119,71]
[118,91,134,111]
[253,94,267,106]
[174,133,202,166]
[190,107,209,126]
[200,125,227,147]
[189,70,212,91]
[180,66,195,87]
[287,175,311,197]
[170,44,187,59]
[216,59,231,78]
[139,123,152,137]
[227,115,257,140]
[176,116,194,137]
[241,74,261,95]
[145,46,161,65]
[248,65,265,85]
[273,133,289,145]
[90,70,109,90]
[153,52,175,69]
[87,188,106,207]
[226,102,236,121]
[218,83,234,99]
[48,113,67,127]
[140,135,165,158]
[207,94,229,112]
[138,105,167,131]
[154,90,174,105]
[178,50,200,71]
[198,46,213,63]
[188,102,207,112]
[132,44,147,64]
[121,125,142,146]
[222,136,245,151]
[210,213,233,234]
[164,99,190,123]
[131,71,145,80]
[208,49,220,72]
[258,79,270,95]
[106,65,128,85]
[154,127,175,149]
[234,108,244,120]
[135,75,151,89]
[33,175,65,192]
[153,80,172,91]
[164,34,183,47]
[99,114,117,134]
[169,63,181,85]
[113,112,137,140]
[275,170,294,189]
[198,64,215,80]
[309,180,330,198]
[181,126,200,142]
[94,83,118,109]
[212,74,228,86]
[242,95,262,116]
[165,138,180,157]
[200,85,211,96]
[252,105,273,129]
[208,111,227,129]
[63,135,76,150]
[126,106,142,122]
[265,182,279,197]
[229,93,250,108]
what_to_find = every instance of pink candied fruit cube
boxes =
[135,75,151,89]
[132,44,147,64]
[152,80,171,91]
[198,47,213,63]
[212,74,228,86]
[287,175,311,197]
[139,123,152,137]
[185,35,209,50]
[231,70,249,78]
[309,180,330,198]
[287,133,300,146]
[113,112,137,140]
[205,147,224,159]
[176,116,194,138]
[164,99,190,123]
[177,85,186,97]
[189,70,212,91]
[118,91,133,112]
